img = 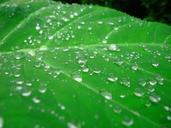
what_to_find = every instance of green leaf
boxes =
[0,0,171,128]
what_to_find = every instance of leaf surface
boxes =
[0,0,171,128]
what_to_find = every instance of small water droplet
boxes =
[67,122,78,128]
[152,63,159,67]
[39,85,47,94]
[16,80,24,85]
[0,117,4,128]
[35,23,40,30]
[138,79,146,86]
[131,64,138,71]
[101,91,112,100]
[48,35,54,40]
[72,74,82,83]
[32,97,40,104]
[134,88,144,97]
[122,117,134,127]
[107,74,118,82]
[149,94,161,103]
[39,45,48,51]
[22,90,31,97]
[113,105,122,114]
[166,115,171,121]
[58,103,66,110]
[108,44,118,51]
[82,67,89,73]
[120,78,130,87]
[149,79,157,86]
[28,50,35,56]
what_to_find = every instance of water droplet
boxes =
[58,103,66,110]
[97,21,103,24]
[166,115,171,121]
[113,105,122,114]
[32,97,40,104]
[16,80,24,85]
[48,35,54,40]
[72,74,82,83]
[152,63,159,67]
[131,64,138,71]
[107,74,118,82]
[120,94,126,98]
[35,23,40,30]
[149,79,157,86]
[134,88,144,97]
[82,67,89,73]
[122,117,134,127]
[28,50,35,56]
[22,90,31,97]
[0,117,4,128]
[39,85,47,94]
[39,45,48,51]
[164,106,171,112]
[120,78,130,87]
[108,44,118,51]
[149,94,161,103]
[101,91,112,100]
[138,79,146,86]
[67,122,78,128]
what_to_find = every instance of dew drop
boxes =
[122,117,134,127]
[108,44,118,51]
[113,105,122,114]
[82,67,89,73]
[22,90,31,97]
[152,63,159,67]
[28,50,35,56]
[101,91,112,100]
[134,88,144,97]
[48,35,54,40]
[35,23,40,30]
[67,122,78,128]
[149,94,161,103]
[138,79,146,86]
[32,97,40,104]
[16,80,24,85]
[107,74,118,82]
[131,64,138,71]
[149,79,157,86]
[39,45,48,51]
[120,78,130,87]
[167,115,171,121]
[72,74,82,83]
[58,103,66,110]
[39,85,47,94]
[0,117,4,128]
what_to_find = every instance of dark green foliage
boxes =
[54,0,171,24]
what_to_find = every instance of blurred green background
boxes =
[54,0,171,25]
